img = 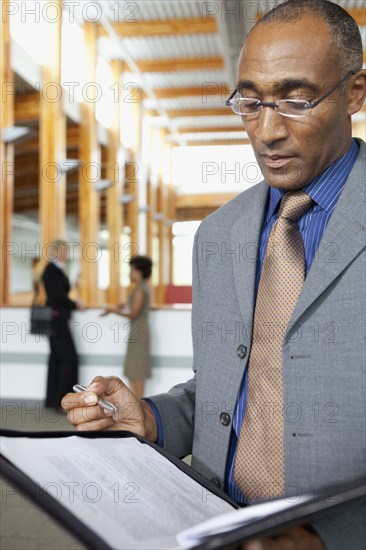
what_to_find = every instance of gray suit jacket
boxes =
[150,139,366,549]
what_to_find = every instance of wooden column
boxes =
[106,60,123,304]
[0,0,14,305]
[39,0,66,249]
[127,87,143,252]
[78,22,100,305]
[167,145,175,285]
[146,177,154,259]
[144,119,155,258]
[125,159,139,251]
[156,128,170,304]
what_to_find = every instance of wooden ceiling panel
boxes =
[145,108,233,117]
[98,17,217,37]
[150,86,229,99]
[135,56,224,73]
[176,193,238,210]
[178,126,244,134]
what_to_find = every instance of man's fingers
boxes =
[244,542,265,550]
[88,375,125,398]
[243,527,324,550]
[61,391,97,411]
[75,417,116,432]
[62,376,145,435]
[67,404,109,426]
[245,539,272,550]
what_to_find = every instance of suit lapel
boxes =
[228,141,365,341]
[230,182,269,331]
[288,141,366,336]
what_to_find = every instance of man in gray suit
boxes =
[63,1,366,548]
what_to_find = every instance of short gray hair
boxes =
[252,0,363,75]
[49,239,68,259]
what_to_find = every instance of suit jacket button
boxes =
[220,412,231,426]
[211,477,221,488]
[237,344,247,359]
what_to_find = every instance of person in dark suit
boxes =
[42,239,85,409]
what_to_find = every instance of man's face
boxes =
[57,245,69,263]
[237,16,353,189]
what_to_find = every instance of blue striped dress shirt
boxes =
[226,139,360,503]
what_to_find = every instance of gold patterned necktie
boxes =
[234,190,314,502]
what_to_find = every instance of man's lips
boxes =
[260,155,296,168]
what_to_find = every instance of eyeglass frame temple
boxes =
[307,70,356,109]
[225,70,357,110]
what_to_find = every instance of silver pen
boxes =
[72,384,117,413]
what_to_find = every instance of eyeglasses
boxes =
[226,71,356,118]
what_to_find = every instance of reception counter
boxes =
[0,307,193,400]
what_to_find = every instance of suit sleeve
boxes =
[147,229,203,458]
[42,265,77,312]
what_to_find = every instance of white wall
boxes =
[173,144,263,195]
[0,308,193,400]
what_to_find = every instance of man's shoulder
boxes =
[352,138,365,179]
[43,262,61,278]
[338,138,365,209]
[44,262,56,271]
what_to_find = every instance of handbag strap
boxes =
[32,282,45,307]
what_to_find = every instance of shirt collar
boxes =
[266,139,359,221]
[52,259,66,270]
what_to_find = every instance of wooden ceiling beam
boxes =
[187,139,250,146]
[176,207,216,221]
[148,85,230,99]
[145,108,233,117]
[347,8,366,26]
[177,126,244,133]
[98,16,217,37]
[134,56,224,73]
[176,193,238,209]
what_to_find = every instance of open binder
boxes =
[1,429,365,550]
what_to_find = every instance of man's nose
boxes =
[253,106,289,145]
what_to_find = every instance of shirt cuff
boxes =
[142,398,164,447]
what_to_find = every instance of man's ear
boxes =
[347,69,366,116]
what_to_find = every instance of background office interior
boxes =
[1,0,365,403]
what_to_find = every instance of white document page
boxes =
[0,436,233,550]
[177,493,312,548]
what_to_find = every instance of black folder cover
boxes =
[1,429,365,550]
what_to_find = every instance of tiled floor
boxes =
[1,401,85,550]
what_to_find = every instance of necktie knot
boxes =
[278,191,314,223]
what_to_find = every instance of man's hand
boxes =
[61,376,158,442]
[243,526,325,550]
